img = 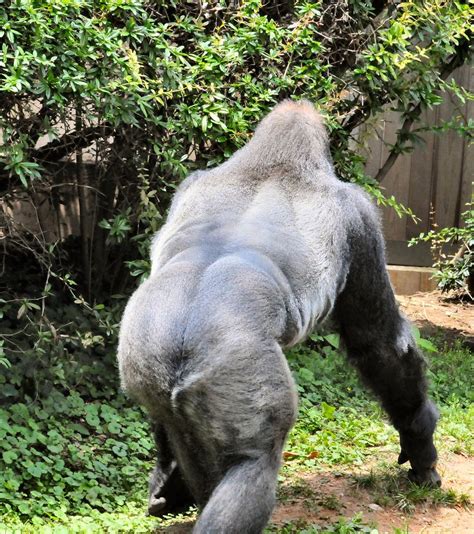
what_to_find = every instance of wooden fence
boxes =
[365,62,473,266]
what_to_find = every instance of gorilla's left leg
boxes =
[335,222,441,486]
[147,422,195,516]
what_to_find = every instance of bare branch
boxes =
[32,125,112,163]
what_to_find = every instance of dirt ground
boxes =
[272,455,474,533]
[162,457,474,534]
[396,290,474,346]
[162,292,473,534]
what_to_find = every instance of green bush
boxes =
[1,1,472,390]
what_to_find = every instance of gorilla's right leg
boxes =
[148,422,195,516]
[339,325,441,487]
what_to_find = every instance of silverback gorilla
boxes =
[117,100,441,533]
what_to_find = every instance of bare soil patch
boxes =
[396,290,473,345]
[272,454,474,533]
[161,455,474,533]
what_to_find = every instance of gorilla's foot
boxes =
[407,467,442,487]
[148,463,195,517]
[148,496,167,516]
[398,449,441,487]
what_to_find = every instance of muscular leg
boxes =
[148,422,195,516]
[194,453,281,534]
[335,220,441,486]
[168,340,298,533]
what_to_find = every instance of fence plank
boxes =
[379,111,411,241]
[459,64,474,226]
[406,106,437,239]
[432,68,468,229]
[364,62,473,265]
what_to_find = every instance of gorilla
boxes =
[117,100,440,533]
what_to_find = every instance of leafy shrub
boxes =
[0,270,122,404]
[287,334,368,409]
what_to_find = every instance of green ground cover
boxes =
[1,337,472,533]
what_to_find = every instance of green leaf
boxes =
[2,450,18,464]
[418,337,438,353]
[324,333,340,349]
[320,402,336,420]
[112,445,127,457]
[107,421,121,434]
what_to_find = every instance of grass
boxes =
[283,338,474,471]
[0,505,199,533]
[1,337,472,533]
[265,514,379,533]
[278,477,317,504]
[352,463,470,513]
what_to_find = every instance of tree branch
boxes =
[374,103,421,183]
[32,125,112,163]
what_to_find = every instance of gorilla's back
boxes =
[118,165,359,409]
[153,166,353,317]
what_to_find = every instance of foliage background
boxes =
[0,0,473,526]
